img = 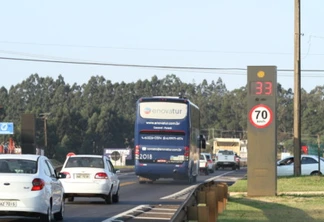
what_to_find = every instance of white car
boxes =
[0,154,65,222]
[199,153,214,175]
[277,154,324,176]
[60,154,120,204]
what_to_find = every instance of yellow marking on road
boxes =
[120,181,136,187]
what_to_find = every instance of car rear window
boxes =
[65,157,104,168]
[218,150,234,155]
[0,159,37,174]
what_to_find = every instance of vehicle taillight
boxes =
[61,172,71,179]
[184,147,190,156]
[135,145,139,160]
[184,146,190,160]
[31,178,45,191]
[95,172,108,179]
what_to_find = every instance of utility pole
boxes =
[293,0,301,176]
[317,134,321,173]
[39,113,51,152]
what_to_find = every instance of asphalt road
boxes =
[0,168,247,222]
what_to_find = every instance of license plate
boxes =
[223,162,229,164]
[76,173,90,179]
[0,201,17,207]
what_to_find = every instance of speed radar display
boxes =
[247,66,277,197]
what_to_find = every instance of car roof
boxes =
[66,154,106,158]
[281,154,323,159]
[0,154,42,161]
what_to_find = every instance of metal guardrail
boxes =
[171,181,228,222]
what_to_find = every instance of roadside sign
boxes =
[111,151,121,161]
[0,122,14,134]
[247,66,277,197]
[249,104,273,128]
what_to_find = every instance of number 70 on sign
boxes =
[249,104,273,128]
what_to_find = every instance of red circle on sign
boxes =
[249,104,273,128]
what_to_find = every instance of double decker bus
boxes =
[134,96,206,184]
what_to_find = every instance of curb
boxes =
[229,191,324,197]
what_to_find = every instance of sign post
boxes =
[247,66,277,196]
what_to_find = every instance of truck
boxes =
[214,149,238,170]
[213,138,241,155]
[213,138,247,167]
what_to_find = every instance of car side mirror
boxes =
[57,172,67,179]
[197,135,206,149]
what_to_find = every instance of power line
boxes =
[0,56,245,70]
[1,56,324,74]
[1,40,324,56]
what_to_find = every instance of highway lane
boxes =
[0,168,247,222]
[63,169,246,222]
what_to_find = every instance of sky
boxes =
[1,1,324,92]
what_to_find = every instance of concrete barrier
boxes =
[171,181,228,222]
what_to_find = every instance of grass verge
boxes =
[218,176,324,222]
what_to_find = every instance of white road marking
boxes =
[102,205,150,222]
[104,171,236,221]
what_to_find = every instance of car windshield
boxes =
[219,150,233,155]
[0,159,37,174]
[65,157,104,168]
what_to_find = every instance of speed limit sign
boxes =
[249,104,273,128]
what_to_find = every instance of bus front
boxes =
[134,97,194,183]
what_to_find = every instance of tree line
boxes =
[0,73,322,161]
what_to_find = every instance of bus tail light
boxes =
[135,145,140,160]
[184,146,190,160]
